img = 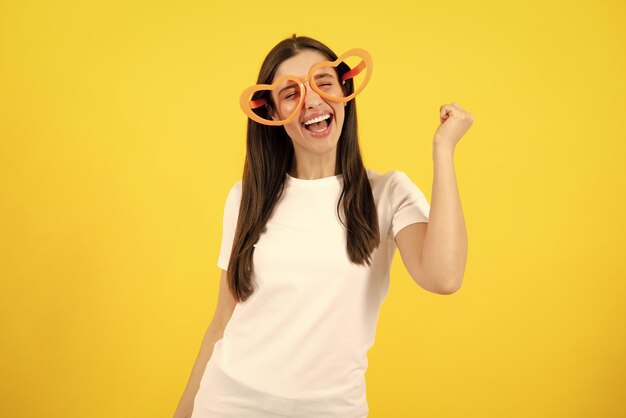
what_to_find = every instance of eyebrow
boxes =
[276,72,337,96]
[314,72,335,80]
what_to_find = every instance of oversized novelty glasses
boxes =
[239,48,373,126]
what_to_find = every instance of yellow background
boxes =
[1,0,624,417]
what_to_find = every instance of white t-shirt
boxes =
[196,169,429,417]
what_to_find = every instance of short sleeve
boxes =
[217,180,243,271]
[389,170,430,239]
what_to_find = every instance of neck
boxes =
[289,152,339,180]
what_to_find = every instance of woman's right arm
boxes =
[173,269,238,418]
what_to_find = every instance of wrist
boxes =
[432,142,455,159]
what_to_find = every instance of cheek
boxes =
[279,103,295,119]
[284,120,303,137]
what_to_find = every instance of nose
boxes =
[303,81,323,109]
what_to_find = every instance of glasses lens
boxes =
[244,76,302,125]
[273,78,303,123]
[309,66,344,101]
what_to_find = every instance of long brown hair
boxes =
[227,35,380,302]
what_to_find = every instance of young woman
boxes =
[174,35,471,418]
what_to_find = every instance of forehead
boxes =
[273,49,332,81]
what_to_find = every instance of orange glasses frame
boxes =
[239,48,373,126]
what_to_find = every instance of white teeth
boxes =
[303,114,331,126]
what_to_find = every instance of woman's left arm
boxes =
[395,102,473,294]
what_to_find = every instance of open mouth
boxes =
[302,113,333,132]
